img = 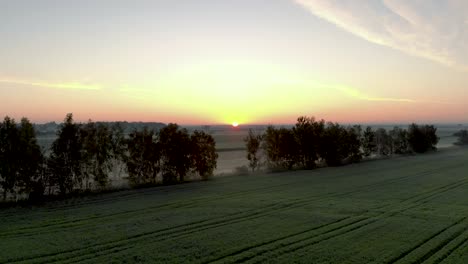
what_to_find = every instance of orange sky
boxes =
[1,1,467,125]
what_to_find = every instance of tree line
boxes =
[245,116,439,171]
[0,114,218,201]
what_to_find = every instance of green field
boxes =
[1,147,468,263]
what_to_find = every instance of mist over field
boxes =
[34,122,467,176]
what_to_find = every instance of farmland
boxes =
[1,146,468,263]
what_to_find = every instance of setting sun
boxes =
[232,122,239,127]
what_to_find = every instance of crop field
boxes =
[1,146,468,263]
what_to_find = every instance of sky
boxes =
[1,0,467,125]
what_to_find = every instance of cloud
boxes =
[334,85,415,103]
[0,78,101,90]
[332,84,457,105]
[294,0,468,71]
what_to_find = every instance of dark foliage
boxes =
[389,127,410,154]
[344,125,363,163]
[190,130,218,179]
[0,117,21,199]
[321,122,359,166]
[126,128,160,186]
[263,126,298,170]
[1,113,219,203]
[81,121,115,188]
[293,117,324,169]
[250,117,439,171]
[407,124,439,153]
[17,118,44,196]
[48,114,83,195]
[1,111,441,203]
[362,126,376,157]
[159,124,192,184]
[244,129,263,171]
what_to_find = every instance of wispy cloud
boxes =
[334,85,416,103]
[332,84,456,105]
[0,78,102,90]
[294,0,468,71]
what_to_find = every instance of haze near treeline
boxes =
[1,0,467,125]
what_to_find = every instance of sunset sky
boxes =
[1,0,467,125]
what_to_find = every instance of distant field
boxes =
[1,146,468,263]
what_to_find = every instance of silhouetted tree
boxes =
[277,128,298,169]
[244,129,263,171]
[0,117,20,200]
[81,121,114,189]
[263,126,298,170]
[362,126,376,157]
[49,114,83,195]
[126,128,160,186]
[293,116,324,169]
[263,126,281,168]
[159,124,191,183]
[408,124,439,153]
[321,122,347,166]
[344,125,363,163]
[389,127,410,154]
[29,149,49,201]
[190,130,218,179]
[17,118,43,196]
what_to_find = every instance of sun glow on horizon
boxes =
[1,1,468,125]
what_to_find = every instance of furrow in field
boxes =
[8,167,466,264]
[46,197,354,263]
[5,159,466,263]
[7,199,317,264]
[66,217,363,264]
[1,181,315,238]
[265,180,468,263]
[0,181,300,237]
[0,163,426,238]
[406,224,468,264]
[84,177,468,264]
[320,161,467,205]
[200,216,357,264]
[384,217,467,264]
[6,183,374,264]
[208,216,373,264]
[3,157,463,238]
[212,179,468,264]
[381,179,468,212]
[430,230,468,264]
[237,217,381,264]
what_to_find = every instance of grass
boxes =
[1,147,468,263]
